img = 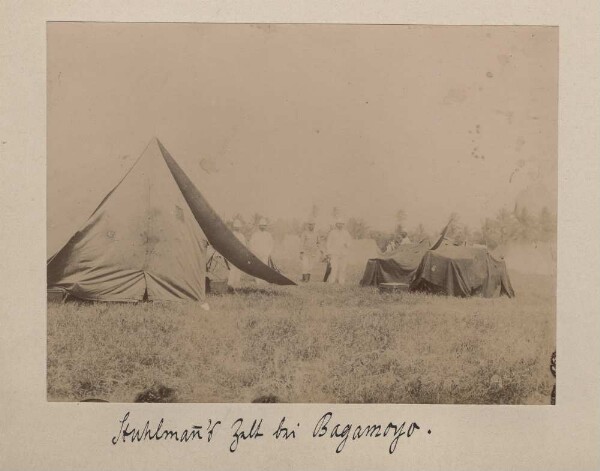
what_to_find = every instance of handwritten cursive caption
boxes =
[111,411,430,454]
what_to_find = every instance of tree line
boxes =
[226,205,556,251]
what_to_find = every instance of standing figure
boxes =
[300,220,320,282]
[227,219,247,290]
[399,231,412,245]
[326,218,353,284]
[249,218,274,287]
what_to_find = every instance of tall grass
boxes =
[47,265,555,404]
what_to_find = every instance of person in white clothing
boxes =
[399,231,412,245]
[326,218,353,284]
[227,219,246,290]
[249,218,274,286]
[299,220,320,282]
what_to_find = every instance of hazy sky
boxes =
[47,23,557,254]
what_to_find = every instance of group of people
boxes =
[225,217,354,288]
[385,231,412,253]
[300,218,353,284]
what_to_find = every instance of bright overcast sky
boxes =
[47,23,557,254]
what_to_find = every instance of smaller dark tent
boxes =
[359,239,431,286]
[409,246,515,298]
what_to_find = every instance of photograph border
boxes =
[1,1,599,470]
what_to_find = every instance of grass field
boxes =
[47,263,556,404]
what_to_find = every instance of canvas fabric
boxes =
[359,239,430,286]
[410,245,515,298]
[48,138,297,303]
[47,140,207,302]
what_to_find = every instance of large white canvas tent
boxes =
[47,138,295,302]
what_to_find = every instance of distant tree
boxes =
[496,208,518,244]
[538,206,556,242]
[409,223,428,243]
[396,209,407,224]
[452,224,472,245]
[270,218,288,243]
[251,212,266,227]
[346,217,370,239]
[289,218,303,236]
[268,218,303,243]
[231,213,246,225]
[394,209,407,235]
[514,206,538,242]
[471,230,486,245]
[368,229,391,251]
[481,219,496,248]
[310,203,319,220]
[444,213,463,242]
[480,206,535,248]
[482,216,503,249]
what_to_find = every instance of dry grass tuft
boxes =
[47,264,555,404]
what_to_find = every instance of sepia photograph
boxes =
[46,23,557,405]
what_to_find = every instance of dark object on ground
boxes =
[47,288,68,303]
[323,262,331,282]
[378,282,409,294]
[226,287,284,296]
[267,256,282,273]
[206,278,229,295]
[134,385,178,403]
[251,394,280,403]
[81,398,109,402]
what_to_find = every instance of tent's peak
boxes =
[146,136,165,151]
[136,137,170,165]
[141,136,166,149]
[151,137,171,158]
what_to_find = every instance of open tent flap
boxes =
[158,139,295,286]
